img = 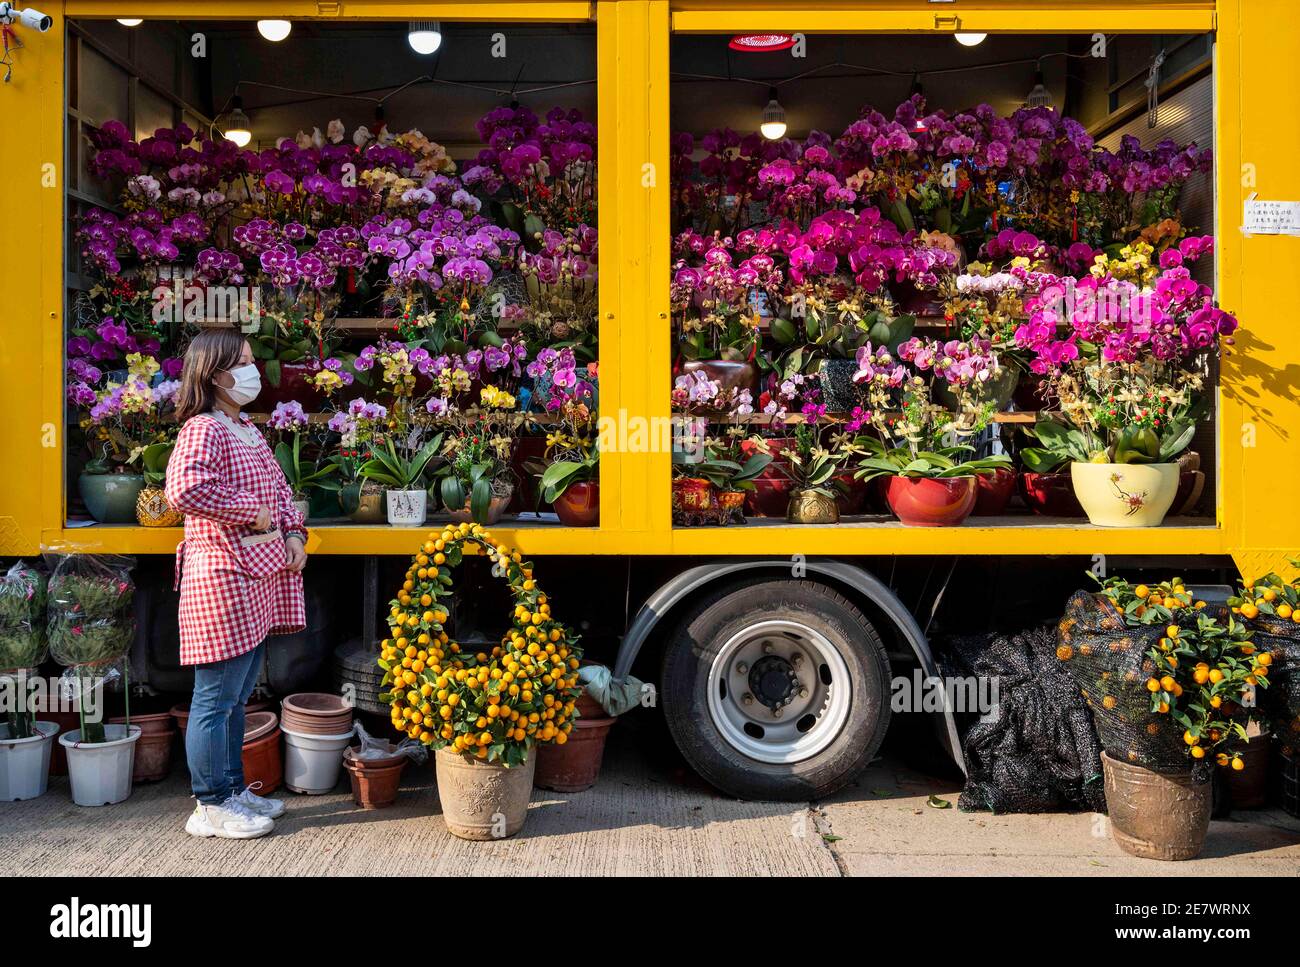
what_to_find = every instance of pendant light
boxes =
[1024,62,1053,109]
[954,33,987,46]
[116,18,142,26]
[408,21,442,55]
[759,88,787,140]
[257,20,291,42]
[219,95,252,147]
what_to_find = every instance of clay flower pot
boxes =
[972,467,1017,516]
[534,714,616,793]
[1070,462,1179,527]
[1018,471,1086,517]
[109,711,174,783]
[343,748,407,809]
[1101,752,1211,861]
[553,481,600,527]
[884,475,977,527]
[435,747,536,840]
[242,713,283,794]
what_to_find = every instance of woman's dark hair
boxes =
[173,329,248,423]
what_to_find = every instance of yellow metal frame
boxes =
[2,0,1293,574]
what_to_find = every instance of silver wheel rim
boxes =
[705,619,852,764]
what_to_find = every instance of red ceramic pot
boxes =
[884,475,977,527]
[1017,471,1086,517]
[672,477,713,513]
[744,476,794,517]
[553,481,600,527]
[972,467,1017,516]
[253,361,324,412]
[832,470,869,516]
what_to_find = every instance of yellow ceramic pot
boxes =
[1070,462,1179,527]
[135,486,182,527]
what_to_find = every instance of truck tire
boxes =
[661,579,891,801]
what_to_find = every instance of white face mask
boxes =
[220,363,262,406]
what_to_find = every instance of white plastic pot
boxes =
[282,725,353,794]
[0,721,59,801]
[59,725,141,806]
[386,489,427,527]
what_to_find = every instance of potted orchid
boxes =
[267,402,340,519]
[850,339,1011,526]
[528,349,600,526]
[330,398,391,523]
[431,384,522,526]
[1013,236,1236,526]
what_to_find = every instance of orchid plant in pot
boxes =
[850,340,1011,526]
[528,350,600,526]
[0,562,55,801]
[1013,236,1236,527]
[432,385,521,525]
[267,402,341,520]
[329,398,390,522]
[669,371,759,524]
[359,432,444,528]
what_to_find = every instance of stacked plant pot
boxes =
[280,693,354,794]
[242,711,283,794]
[342,747,407,809]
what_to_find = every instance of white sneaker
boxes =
[234,783,286,819]
[185,798,274,839]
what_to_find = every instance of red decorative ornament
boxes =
[728,33,797,52]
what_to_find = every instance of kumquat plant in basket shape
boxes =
[1091,575,1265,769]
[376,521,583,767]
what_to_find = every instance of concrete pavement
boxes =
[2,729,1297,876]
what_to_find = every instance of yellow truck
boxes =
[2,0,1295,798]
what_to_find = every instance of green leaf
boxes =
[264,358,282,388]
[926,794,952,810]
[470,477,492,523]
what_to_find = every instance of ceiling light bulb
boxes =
[760,88,787,140]
[1025,66,1053,109]
[954,32,986,46]
[408,21,442,56]
[220,96,252,147]
[116,18,142,27]
[257,20,291,42]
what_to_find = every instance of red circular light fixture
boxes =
[729,33,797,52]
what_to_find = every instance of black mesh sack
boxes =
[942,626,1106,815]
[1247,613,1300,745]
[1055,590,1194,771]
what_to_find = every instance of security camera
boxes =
[0,2,53,31]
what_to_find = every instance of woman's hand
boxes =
[285,536,308,572]
[253,505,272,531]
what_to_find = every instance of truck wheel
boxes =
[661,579,891,801]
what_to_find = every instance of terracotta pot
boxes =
[343,748,407,809]
[108,712,174,783]
[435,747,537,840]
[677,358,759,398]
[553,481,600,527]
[972,467,1017,516]
[1223,737,1270,809]
[253,361,323,412]
[884,475,977,527]
[171,699,271,736]
[787,488,839,524]
[1018,471,1086,517]
[1101,752,1211,861]
[243,711,279,744]
[1071,462,1179,527]
[241,726,283,795]
[534,715,616,793]
[135,486,183,527]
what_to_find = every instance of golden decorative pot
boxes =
[786,488,839,525]
[135,486,182,527]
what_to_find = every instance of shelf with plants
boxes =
[66,101,603,538]
[668,85,1232,532]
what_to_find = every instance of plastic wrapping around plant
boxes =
[1056,579,1262,774]
[45,554,137,743]
[377,522,584,767]
[939,626,1106,815]
[0,561,49,740]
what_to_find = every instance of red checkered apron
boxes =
[165,413,307,666]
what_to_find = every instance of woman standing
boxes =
[165,330,308,839]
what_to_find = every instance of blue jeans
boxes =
[187,643,264,804]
